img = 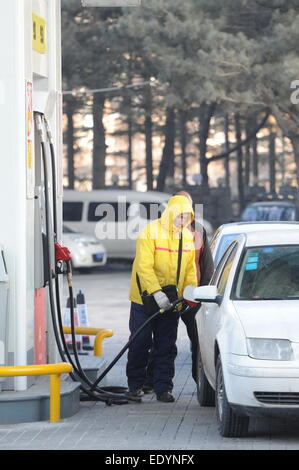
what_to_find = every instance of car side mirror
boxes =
[183,285,222,306]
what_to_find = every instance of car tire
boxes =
[196,348,215,407]
[215,357,249,437]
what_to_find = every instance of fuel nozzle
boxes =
[55,242,73,282]
[159,298,183,315]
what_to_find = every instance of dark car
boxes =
[241,199,299,222]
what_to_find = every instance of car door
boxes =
[200,243,238,384]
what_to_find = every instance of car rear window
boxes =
[241,204,296,222]
[63,202,83,222]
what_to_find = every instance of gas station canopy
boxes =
[81,0,141,6]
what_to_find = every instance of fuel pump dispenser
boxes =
[0,0,63,394]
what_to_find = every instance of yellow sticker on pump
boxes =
[32,14,47,54]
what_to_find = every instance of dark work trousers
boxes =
[126,302,179,395]
[145,304,200,385]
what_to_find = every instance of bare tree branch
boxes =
[208,110,270,163]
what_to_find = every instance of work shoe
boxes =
[156,392,175,403]
[142,384,154,394]
[125,388,144,402]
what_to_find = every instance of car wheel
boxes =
[196,348,215,407]
[215,357,249,437]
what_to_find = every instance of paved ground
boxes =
[1,263,299,450]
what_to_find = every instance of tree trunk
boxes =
[235,113,245,212]
[223,114,230,188]
[168,113,176,181]
[290,135,299,188]
[128,114,133,189]
[92,94,106,190]
[198,102,216,187]
[144,88,153,191]
[179,109,188,187]
[245,121,251,187]
[252,135,259,186]
[127,95,133,190]
[250,114,259,186]
[280,135,286,185]
[65,98,76,189]
[127,56,133,190]
[156,107,176,192]
[269,132,276,194]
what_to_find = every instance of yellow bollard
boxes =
[94,330,113,357]
[63,327,113,357]
[0,363,72,423]
[50,374,61,423]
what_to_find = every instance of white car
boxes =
[210,221,299,268]
[63,225,107,270]
[63,189,170,259]
[184,229,299,437]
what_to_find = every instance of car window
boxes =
[233,245,299,300]
[214,233,239,267]
[209,229,220,255]
[217,245,238,295]
[241,204,296,222]
[63,202,83,222]
[88,202,130,222]
[211,242,237,286]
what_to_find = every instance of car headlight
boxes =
[247,338,294,361]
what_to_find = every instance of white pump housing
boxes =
[0,0,62,391]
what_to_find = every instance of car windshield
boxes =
[241,204,296,222]
[233,245,299,300]
[215,233,239,266]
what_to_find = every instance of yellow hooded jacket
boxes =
[129,195,198,305]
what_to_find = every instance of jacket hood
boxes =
[160,195,194,234]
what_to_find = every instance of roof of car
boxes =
[247,200,296,206]
[244,229,299,247]
[216,221,299,235]
[63,189,171,202]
